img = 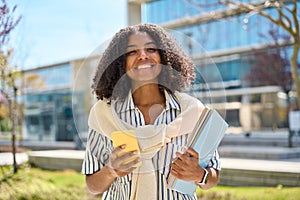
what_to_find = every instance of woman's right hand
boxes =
[106,145,141,178]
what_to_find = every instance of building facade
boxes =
[22,56,99,142]
[128,0,298,131]
[22,0,298,142]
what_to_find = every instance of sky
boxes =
[7,0,127,69]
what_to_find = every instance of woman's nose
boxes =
[138,49,149,60]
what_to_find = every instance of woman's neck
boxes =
[132,84,165,107]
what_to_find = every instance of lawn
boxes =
[0,165,299,200]
[197,185,300,200]
[0,165,100,200]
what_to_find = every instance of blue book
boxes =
[167,107,228,195]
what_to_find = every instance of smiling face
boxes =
[125,31,162,86]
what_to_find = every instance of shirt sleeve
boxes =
[207,150,221,170]
[81,128,113,174]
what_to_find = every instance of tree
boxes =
[0,0,21,48]
[218,0,300,110]
[0,91,10,131]
[0,0,22,174]
[244,26,293,94]
[23,73,45,90]
[244,26,296,137]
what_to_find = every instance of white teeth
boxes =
[137,65,151,69]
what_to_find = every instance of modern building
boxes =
[21,0,298,142]
[128,0,298,131]
[22,56,99,142]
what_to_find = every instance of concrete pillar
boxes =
[127,1,142,25]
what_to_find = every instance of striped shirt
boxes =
[82,91,221,200]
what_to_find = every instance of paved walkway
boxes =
[1,128,300,186]
[1,147,300,186]
[25,149,300,169]
[24,149,300,173]
[219,145,300,159]
[0,152,28,166]
[221,157,300,173]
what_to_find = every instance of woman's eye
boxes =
[147,48,157,52]
[126,50,137,56]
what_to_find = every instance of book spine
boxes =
[189,109,212,147]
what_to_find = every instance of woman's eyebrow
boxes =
[127,41,157,49]
[126,44,136,49]
[145,41,157,46]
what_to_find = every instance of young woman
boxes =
[82,23,220,200]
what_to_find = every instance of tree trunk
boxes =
[290,38,300,109]
[286,90,293,147]
[9,94,18,174]
[12,134,17,173]
[11,86,18,173]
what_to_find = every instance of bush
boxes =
[0,117,12,132]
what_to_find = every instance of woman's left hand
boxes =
[170,147,204,182]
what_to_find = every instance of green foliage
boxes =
[0,117,11,131]
[197,185,300,200]
[1,167,299,200]
[0,166,100,200]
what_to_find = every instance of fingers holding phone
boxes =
[107,144,141,178]
[108,131,141,177]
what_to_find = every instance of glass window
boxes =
[24,63,71,90]
[26,116,39,126]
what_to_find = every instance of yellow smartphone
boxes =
[111,130,141,167]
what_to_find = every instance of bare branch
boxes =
[220,0,296,36]
[276,3,293,29]
[281,1,294,13]
[291,0,299,38]
[0,0,21,48]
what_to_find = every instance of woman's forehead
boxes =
[127,32,157,47]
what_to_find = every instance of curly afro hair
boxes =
[92,23,195,101]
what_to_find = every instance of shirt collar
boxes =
[117,89,181,113]
[165,90,181,111]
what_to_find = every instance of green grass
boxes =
[197,185,300,200]
[0,132,23,140]
[0,165,100,200]
[1,165,299,200]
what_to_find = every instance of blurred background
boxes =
[0,0,300,199]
